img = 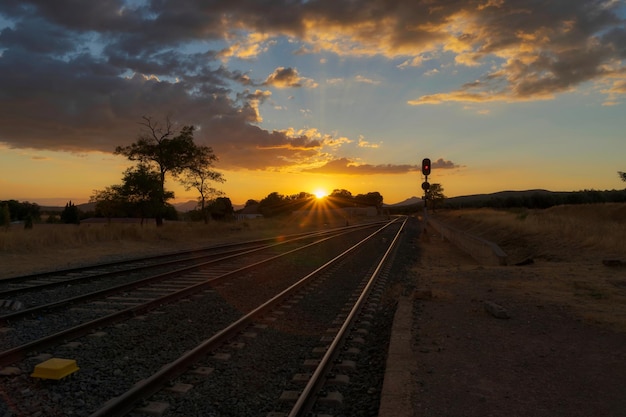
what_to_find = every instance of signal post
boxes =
[421,158,431,234]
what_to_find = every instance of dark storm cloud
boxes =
[0,0,322,168]
[0,0,624,169]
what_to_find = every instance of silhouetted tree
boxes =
[208,197,234,221]
[115,116,199,226]
[90,185,127,223]
[619,171,626,182]
[60,201,80,224]
[258,192,289,217]
[354,192,383,211]
[427,184,446,212]
[328,189,354,207]
[2,200,40,222]
[245,199,259,207]
[179,145,225,224]
[121,164,172,225]
[0,203,9,230]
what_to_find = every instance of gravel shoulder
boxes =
[411,223,626,417]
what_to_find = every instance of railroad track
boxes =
[0,216,414,417]
[0,222,383,295]
[0,222,385,324]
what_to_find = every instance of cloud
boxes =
[0,0,623,172]
[357,136,381,148]
[264,67,302,88]
[303,158,420,175]
[354,75,380,85]
[397,56,426,69]
[264,67,317,88]
[326,78,344,85]
[204,115,322,170]
[431,158,461,170]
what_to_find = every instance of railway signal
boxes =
[421,158,431,176]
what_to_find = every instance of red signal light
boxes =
[421,158,431,176]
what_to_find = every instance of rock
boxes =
[484,301,510,319]
[0,366,22,376]
[413,289,433,300]
[602,259,625,267]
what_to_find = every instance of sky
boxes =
[0,0,625,207]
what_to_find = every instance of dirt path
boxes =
[411,226,626,417]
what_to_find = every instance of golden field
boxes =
[426,203,626,332]
[0,212,352,278]
[432,203,626,262]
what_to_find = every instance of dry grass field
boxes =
[433,203,626,263]
[414,204,626,416]
[427,203,626,332]
[0,211,352,279]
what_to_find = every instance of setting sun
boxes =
[314,189,328,199]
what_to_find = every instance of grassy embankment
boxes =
[433,203,626,260]
[430,203,626,332]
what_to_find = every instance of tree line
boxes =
[242,189,384,218]
[0,200,84,229]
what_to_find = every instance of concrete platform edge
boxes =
[378,295,415,417]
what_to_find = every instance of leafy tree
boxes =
[258,192,288,217]
[0,203,10,230]
[90,185,127,223]
[2,200,40,222]
[355,192,383,211]
[179,144,225,224]
[257,192,312,217]
[208,197,234,221]
[120,164,172,225]
[619,171,626,182]
[427,183,446,212]
[244,199,259,207]
[60,201,80,224]
[115,116,199,226]
[328,189,354,207]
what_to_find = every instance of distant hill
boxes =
[444,189,571,207]
[41,202,96,212]
[173,200,199,212]
[383,196,423,208]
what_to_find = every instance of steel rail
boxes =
[0,221,383,290]
[0,223,380,324]
[288,216,407,416]
[0,221,391,367]
[87,218,400,417]
[0,243,267,297]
